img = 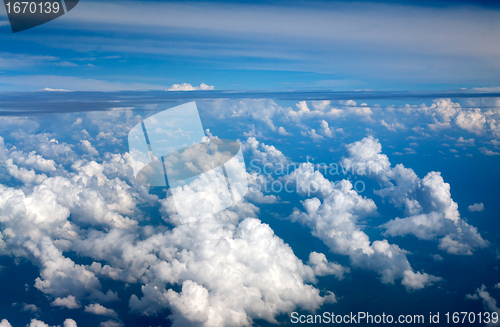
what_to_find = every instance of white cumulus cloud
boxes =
[167,83,214,91]
[468,203,485,212]
[84,303,118,317]
[51,295,81,309]
[401,270,443,292]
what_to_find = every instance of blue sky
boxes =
[1,0,500,92]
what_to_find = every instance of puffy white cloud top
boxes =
[341,136,487,255]
[0,97,495,326]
